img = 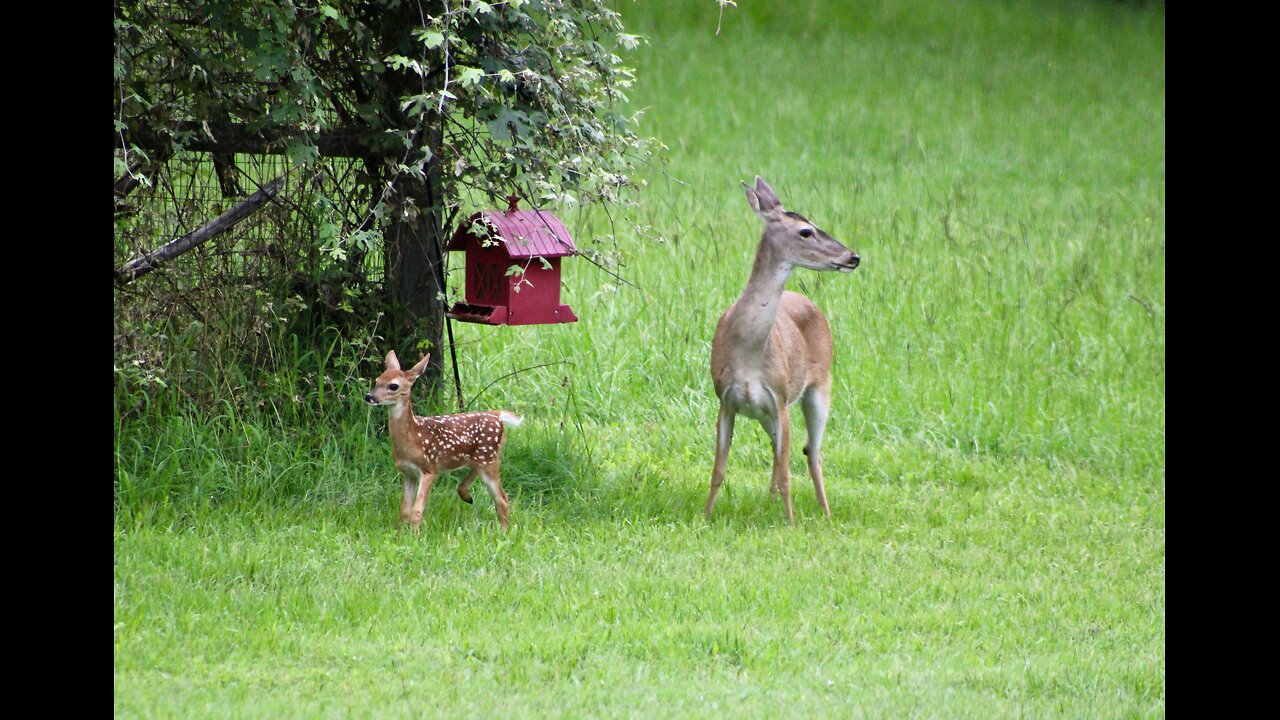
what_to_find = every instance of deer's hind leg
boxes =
[763,405,794,524]
[800,382,832,518]
[457,468,478,504]
[475,460,510,531]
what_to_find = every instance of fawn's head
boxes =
[744,176,859,273]
[364,351,431,407]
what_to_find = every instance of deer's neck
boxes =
[387,398,418,452]
[726,240,793,354]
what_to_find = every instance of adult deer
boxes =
[365,351,523,532]
[706,177,860,524]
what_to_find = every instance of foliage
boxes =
[112,153,390,417]
[115,0,657,412]
[114,0,653,223]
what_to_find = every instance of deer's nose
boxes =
[847,252,860,268]
[364,393,376,404]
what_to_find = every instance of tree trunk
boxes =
[379,0,449,399]
[381,126,447,397]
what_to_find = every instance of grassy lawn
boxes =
[114,0,1165,716]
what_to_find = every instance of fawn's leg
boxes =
[476,460,510,531]
[764,406,793,524]
[457,468,478,504]
[399,466,420,527]
[800,382,832,518]
[705,403,737,519]
[409,469,437,533]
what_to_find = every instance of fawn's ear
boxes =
[384,350,401,372]
[406,353,431,381]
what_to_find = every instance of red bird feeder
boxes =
[445,196,579,326]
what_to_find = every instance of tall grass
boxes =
[115,1,1165,716]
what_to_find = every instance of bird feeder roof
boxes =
[448,209,578,259]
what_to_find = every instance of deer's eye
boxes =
[799,228,814,238]
[388,383,400,391]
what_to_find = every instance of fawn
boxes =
[706,177,860,524]
[365,351,523,532]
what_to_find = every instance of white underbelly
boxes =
[720,379,777,421]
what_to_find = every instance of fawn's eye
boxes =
[388,383,400,391]
[799,228,814,238]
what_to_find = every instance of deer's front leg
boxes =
[768,407,793,524]
[398,466,419,528]
[408,469,438,533]
[705,404,737,519]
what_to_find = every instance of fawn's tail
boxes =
[498,411,524,428]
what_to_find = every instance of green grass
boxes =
[115,0,1165,716]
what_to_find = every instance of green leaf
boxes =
[486,106,532,142]
[616,33,642,50]
[318,4,347,28]
[352,230,378,252]
[422,30,445,49]
[456,66,485,87]
[386,55,424,76]
[285,142,319,166]
[318,222,341,243]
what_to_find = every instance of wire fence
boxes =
[114,150,394,406]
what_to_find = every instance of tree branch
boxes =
[117,121,390,159]
[115,175,286,284]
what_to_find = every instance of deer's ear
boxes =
[407,353,431,380]
[384,351,401,372]
[753,177,782,213]
[744,177,781,220]
[742,180,762,217]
